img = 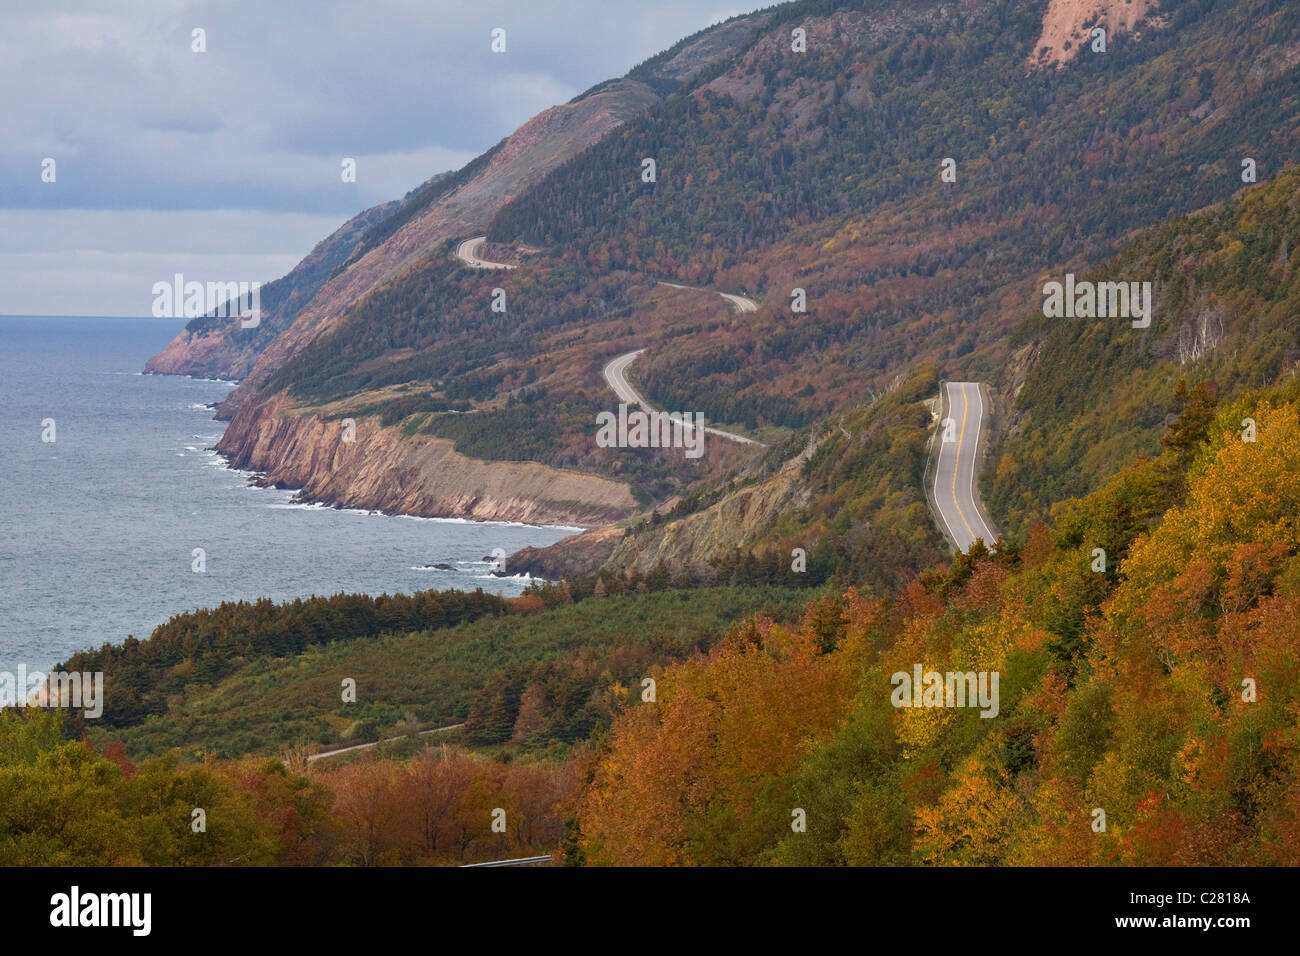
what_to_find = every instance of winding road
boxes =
[456,237,764,447]
[456,236,515,270]
[602,349,764,447]
[931,381,998,553]
[658,281,758,313]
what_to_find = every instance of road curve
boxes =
[454,238,763,445]
[658,281,757,313]
[602,349,647,406]
[931,382,998,553]
[602,350,765,447]
[456,236,515,270]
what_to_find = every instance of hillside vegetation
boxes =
[571,379,1300,866]
[991,164,1300,537]
[83,587,816,760]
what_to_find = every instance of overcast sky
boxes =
[0,0,766,317]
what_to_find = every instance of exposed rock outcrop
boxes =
[1030,0,1163,70]
[217,394,637,527]
[507,524,627,579]
[603,462,809,576]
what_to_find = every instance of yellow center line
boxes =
[951,384,975,541]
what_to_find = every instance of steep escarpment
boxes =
[217,394,637,526]
[213,77,663,420]
[604,455,811,577]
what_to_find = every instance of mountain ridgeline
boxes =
[145,0,1300,578]
[58,0,1300,870]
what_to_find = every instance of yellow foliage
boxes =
[913,755,1022,865]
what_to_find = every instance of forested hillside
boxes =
[77,586,815,759]
[187,0,1300,539]
[571,378,1300,866]
[991,164,1300,537]
[486,0,1300,427]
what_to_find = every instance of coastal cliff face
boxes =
[217,395,637,527]
[507,524,627,579]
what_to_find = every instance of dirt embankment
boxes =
[216,395,638,527]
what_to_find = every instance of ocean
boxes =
[0,315,575,673]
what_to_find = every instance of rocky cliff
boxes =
[510,435,818,578]
[217,394,637,527]
[1030,0,1163,69]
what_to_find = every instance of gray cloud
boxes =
[0,0,764,315]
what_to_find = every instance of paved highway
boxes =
[602,349,765,447]
[931,381,998,552]
[455,236,515,270]
[455,237,764,446]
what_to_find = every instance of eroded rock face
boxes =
[216,394,637,527]
[604,467,808,576]
[144,320,249,379]
[508,524,627,579]
[1030,0,1163,69]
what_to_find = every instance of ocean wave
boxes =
[197,449,585,532]
[392,512,584,532]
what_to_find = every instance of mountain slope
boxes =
[148,0,1300,534]
[143,198,399,379]
[990,164,1300,538]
